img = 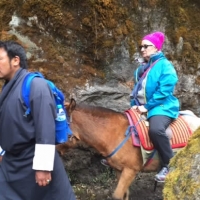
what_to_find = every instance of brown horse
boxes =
[57,99,200,200]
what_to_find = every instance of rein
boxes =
[105,113,144,159]
[105,125,133,158]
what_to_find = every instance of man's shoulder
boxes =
[29,76,51,95]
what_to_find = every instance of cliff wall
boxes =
[1,0,200,113]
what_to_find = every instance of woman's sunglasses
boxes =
[139,44,153,50]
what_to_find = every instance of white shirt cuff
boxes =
[0,146,5,156]
[33,144,55,171]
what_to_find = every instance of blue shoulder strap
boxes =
[46,80,65,105]
[22,72,65,117]
[22,72,44,117]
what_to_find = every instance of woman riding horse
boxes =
[130,31,180,182]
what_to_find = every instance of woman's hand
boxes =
[0,156,2,162]
[131,105,138,110]
[137,105,147,113]
[131,105,147,113]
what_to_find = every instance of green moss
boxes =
[163,128,200,199]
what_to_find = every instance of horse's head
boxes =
[56,136,79,155]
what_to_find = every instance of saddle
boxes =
[125,109,192,151]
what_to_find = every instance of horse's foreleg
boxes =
[115,170,129,200]
[113,168,137,200]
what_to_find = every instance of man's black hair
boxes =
[0,41,28,69]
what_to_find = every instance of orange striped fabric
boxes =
[127,109,192,151]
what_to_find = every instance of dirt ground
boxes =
[62,149,164,200]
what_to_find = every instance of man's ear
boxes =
[12,56,20,67]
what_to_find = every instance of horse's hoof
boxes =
[101,159,110,167]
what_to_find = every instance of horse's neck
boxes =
[72,109,129,156]
[72,110,108,147]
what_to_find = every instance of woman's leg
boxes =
[148,115,173,166]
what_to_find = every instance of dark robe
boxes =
[0,68,75,200]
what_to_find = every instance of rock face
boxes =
[163,128,200,200]
[1,0,200,113]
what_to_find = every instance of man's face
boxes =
[0,48,20,81]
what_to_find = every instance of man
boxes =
[0,41,76,200]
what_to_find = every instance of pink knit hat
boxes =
[142,31,165,50]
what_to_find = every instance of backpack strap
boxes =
[46,80,65,106]
[22,72,44,117]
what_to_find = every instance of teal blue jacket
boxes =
[130,52,180,119]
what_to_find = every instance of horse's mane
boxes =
[75,103,125,118]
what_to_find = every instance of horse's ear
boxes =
[70,98,76,110]
[65,98,76,114]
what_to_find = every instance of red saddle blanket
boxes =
[126,109,192,151]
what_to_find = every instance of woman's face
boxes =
[140,40,158,61]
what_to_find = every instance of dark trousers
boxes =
[148,115,174,167]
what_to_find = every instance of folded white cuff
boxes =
[33,144,55,171]
[0,146,5,156]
